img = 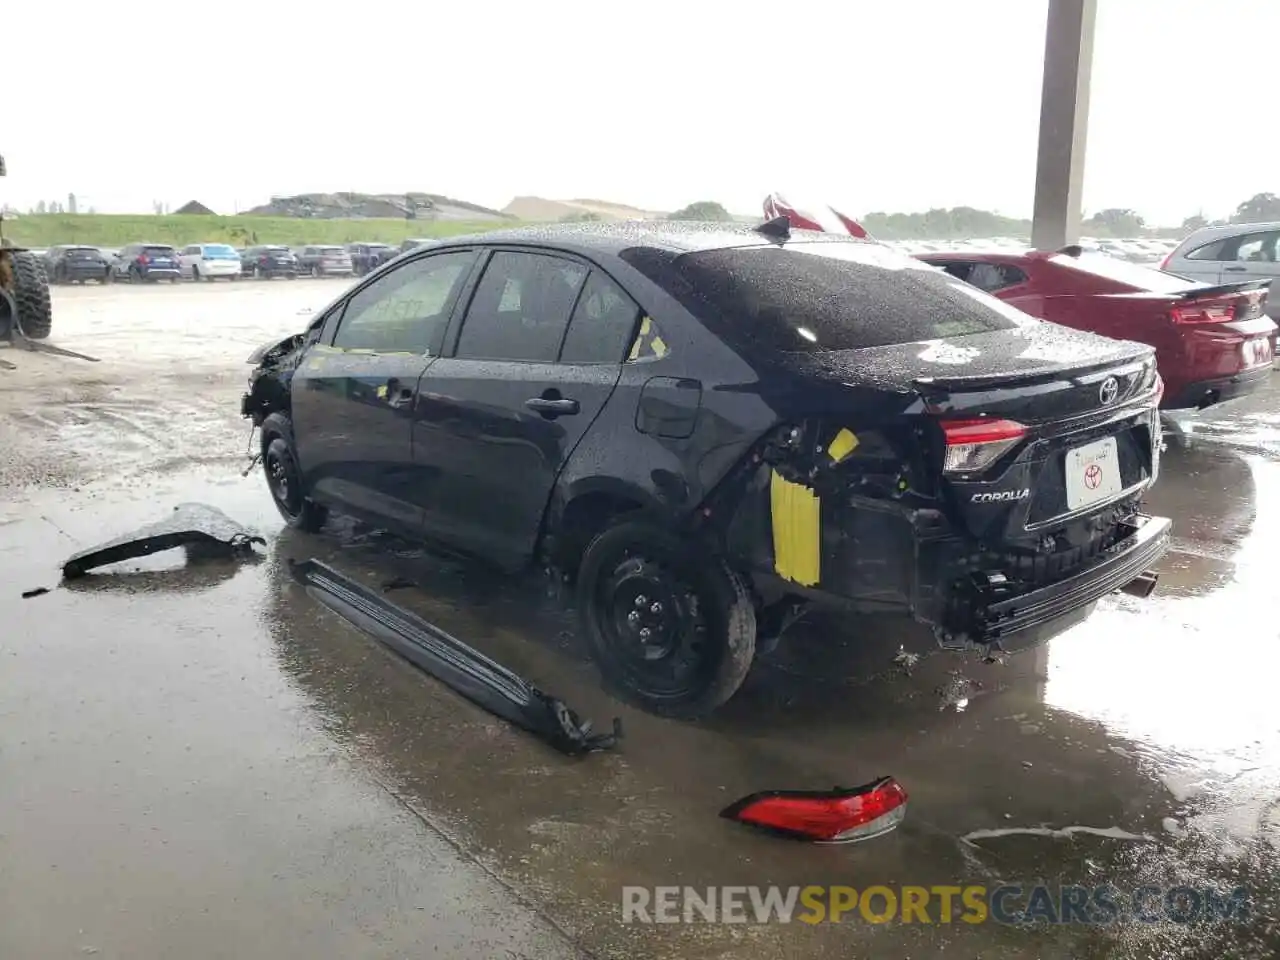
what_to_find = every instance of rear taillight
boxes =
[137,254,149,265]
[1170,301,1236,324]
[939,418,1027,473]
[721,776,908,844]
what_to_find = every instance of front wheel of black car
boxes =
[577,521,756,718]
[261,413,327,532]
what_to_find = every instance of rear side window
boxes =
[1047,253,1202,293]
[456,251,587,361]
[559,271,641,363]
[1185,240,1227,261]
[927,260,1028,293]
[621,241,1027,353]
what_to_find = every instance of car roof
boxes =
[434,220,867,258]
[1174,221,1280,250]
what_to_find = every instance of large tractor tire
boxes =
[1,250,53,340]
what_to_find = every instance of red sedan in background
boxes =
[917,249,1275,411]
[762,194,1277,411]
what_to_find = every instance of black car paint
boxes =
[243,222,1168,647]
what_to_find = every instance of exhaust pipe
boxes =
[1120,571,1159,599]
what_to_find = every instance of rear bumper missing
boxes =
[950,513,1170,647]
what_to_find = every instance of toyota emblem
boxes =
[1099,376,1119,405]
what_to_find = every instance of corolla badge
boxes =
[971,489,1030,503]
[1099,376,1120,405]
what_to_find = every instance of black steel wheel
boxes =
[576,520,756,718]
[261,413,327,531]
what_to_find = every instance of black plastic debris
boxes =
[21,586,49,599]
[62,503,265,579]
[290,558,622,756]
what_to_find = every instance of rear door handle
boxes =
[1224,266,1248,272]
[525,397,580,417]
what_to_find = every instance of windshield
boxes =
[623,241,1031,354]
[1049,253,1202,293]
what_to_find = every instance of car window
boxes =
[926,260,1028,293]
[559,270,642,363]
[455,251,588,362]
[622,241,1030,354]
[1232,231,1280,263]
[1185,239,1227,261]
[332,251,475,354]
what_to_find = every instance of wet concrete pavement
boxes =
[2,283,1279,958]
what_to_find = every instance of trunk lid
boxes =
[790,321,1157,422]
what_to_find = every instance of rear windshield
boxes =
[68,246,99,254]
[318,246,344,254]
[144,246,176,256]
[622,241,1030,353]
[1049,253,1200,293]
[202,244,237,256]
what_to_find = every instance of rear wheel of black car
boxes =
[577,520,756,718]
[261,413,327,532]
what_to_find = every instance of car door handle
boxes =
[525,397,580,417]
[1224,265,1248,272]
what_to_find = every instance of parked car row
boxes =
[40,241,415,284]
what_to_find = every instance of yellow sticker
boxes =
[828,428,859,463]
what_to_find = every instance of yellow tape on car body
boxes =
[770,469,821,587]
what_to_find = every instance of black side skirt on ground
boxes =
[289,559,622,757]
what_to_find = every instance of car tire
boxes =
[260,412,328,532]
[7,250,53,340]
[576,520,756,718]
[311,264,322,278]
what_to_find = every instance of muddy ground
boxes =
[1,281,1278,959]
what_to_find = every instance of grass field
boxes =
[0,214,523,249]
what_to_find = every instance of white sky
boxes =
[3,0,1275,224]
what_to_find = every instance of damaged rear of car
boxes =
[241,222,1169,718]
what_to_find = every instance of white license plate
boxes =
[1065,436,1122,511]
[1243,337,1273,367]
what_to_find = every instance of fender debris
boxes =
[62,503,265,578]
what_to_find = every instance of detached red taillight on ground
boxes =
[720,776,908,844]
[938,418,1028,473]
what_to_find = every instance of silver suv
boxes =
[1162,222,1280,320]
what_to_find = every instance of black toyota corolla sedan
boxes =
[241,220,1170,717]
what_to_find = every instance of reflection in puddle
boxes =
[1044,451,1280,843]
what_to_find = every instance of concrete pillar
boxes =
[1030,0,1098,251]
